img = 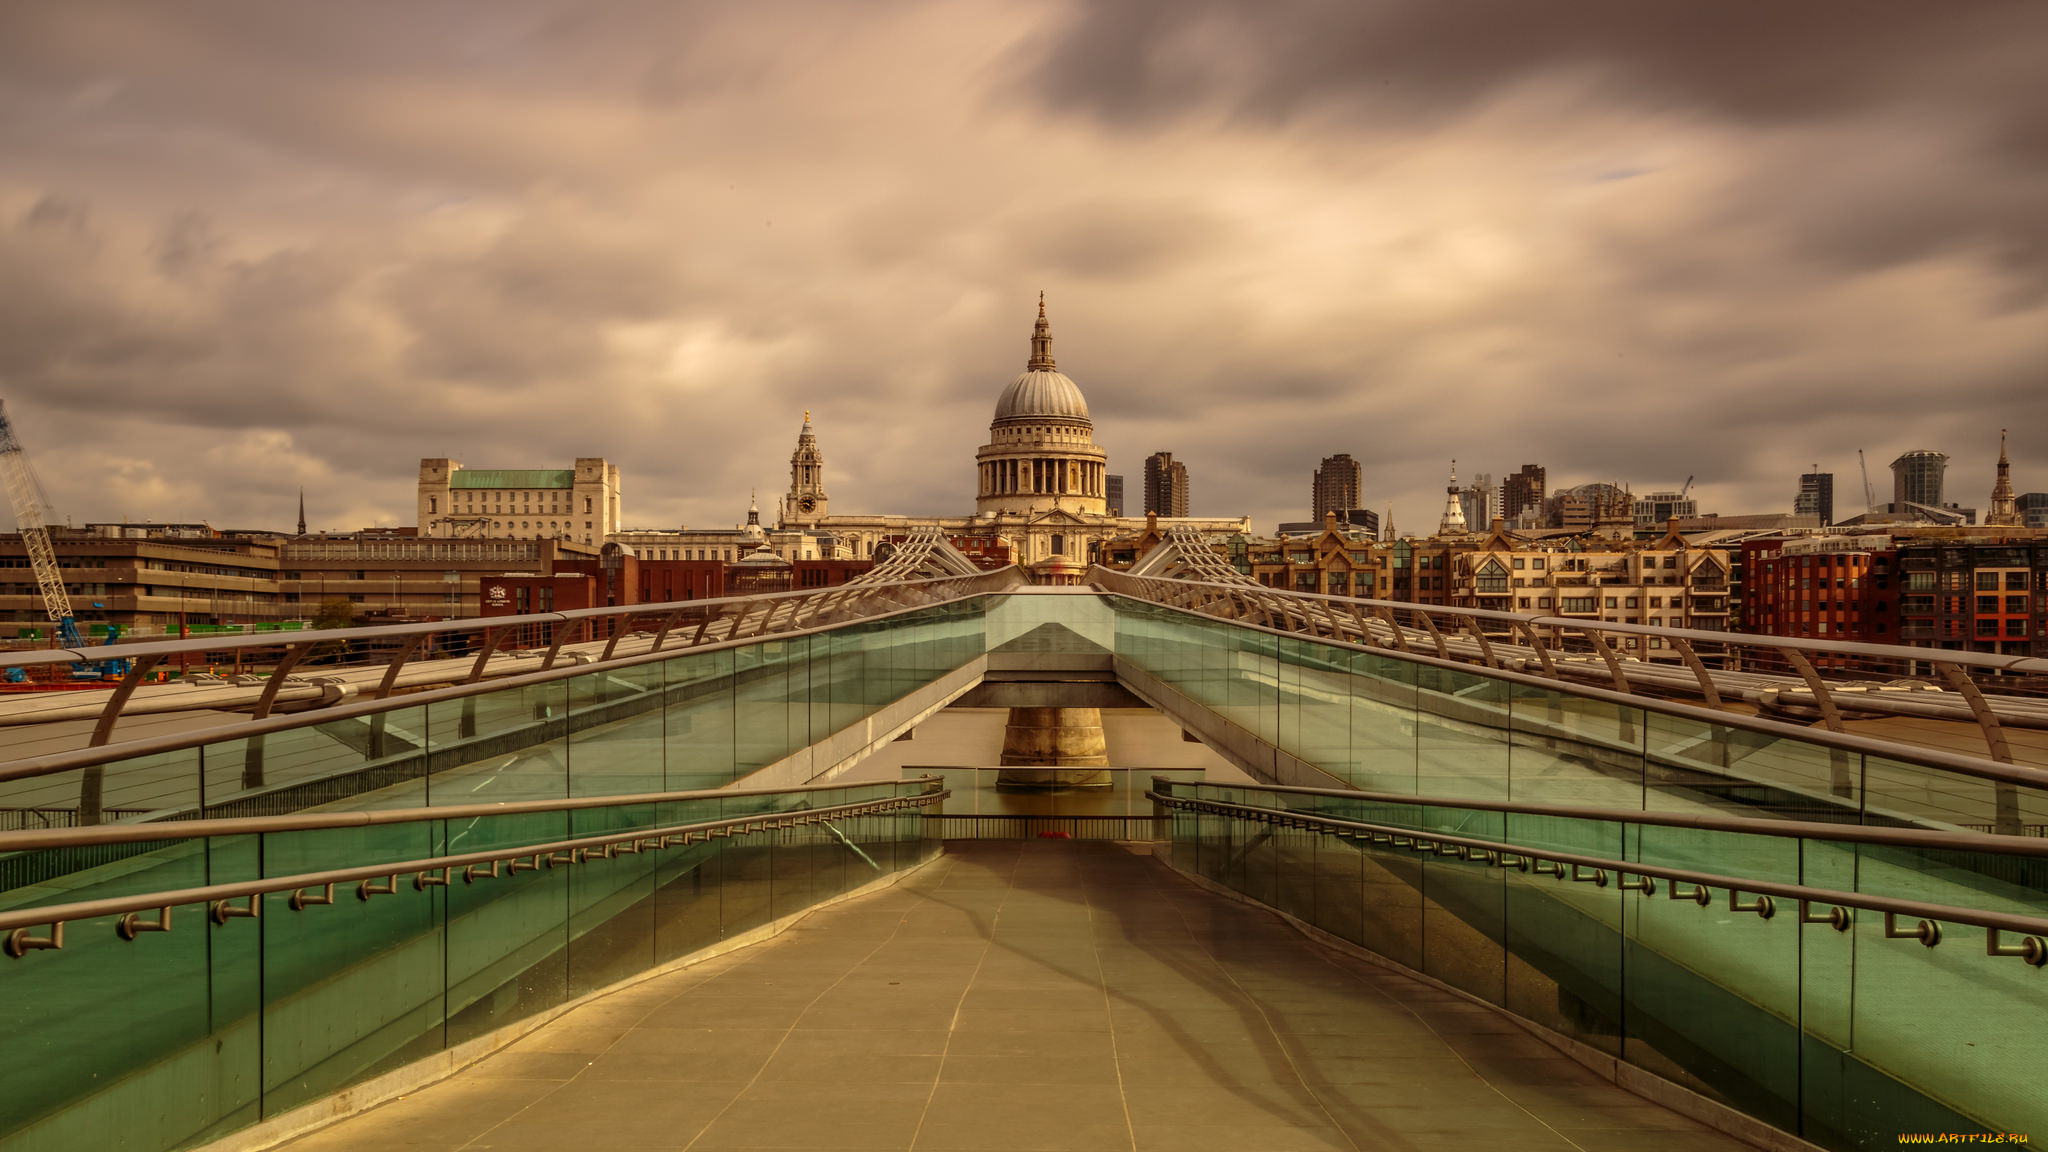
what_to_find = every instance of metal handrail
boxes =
[0,567,1026,751]
[1096,575,2048,782]
[3,569,1023,670]
[1,789,947,955]
[1093,568,2048,676]
[0,775,944,852]
[1146,778,2048,857]
[0,575,1013,784]
[1148,791,2048,966]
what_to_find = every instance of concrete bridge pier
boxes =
[995,706,1111,789]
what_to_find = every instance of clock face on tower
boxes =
[798,496,817,513]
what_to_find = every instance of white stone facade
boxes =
[418,457,621,544]
[783,299,1247,580]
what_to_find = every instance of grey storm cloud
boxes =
[0,0,2041,537]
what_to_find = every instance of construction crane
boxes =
[1858,449,1878,514]
[0,400,125,679]
[1678,475,1694,499]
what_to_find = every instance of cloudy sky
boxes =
[1,1,2042,535]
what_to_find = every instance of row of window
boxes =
[1903,571,2038,592]
[1897,594,2036,615]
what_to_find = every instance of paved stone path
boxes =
[279,841,1752,1151]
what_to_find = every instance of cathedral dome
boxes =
[993,293,1091,425]
[995,369,1090,423]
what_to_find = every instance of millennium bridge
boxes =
[1,543,2043,1152]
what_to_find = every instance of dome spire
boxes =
[1027,291,1055,371]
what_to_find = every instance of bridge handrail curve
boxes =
[1,788,949,949]
[1146,777,2048,857]
[1148,791,2048,959]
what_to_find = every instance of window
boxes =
[1624,597,1639,608]
[1561,596,1595,613]
[1907,572,1936,591]
[1977,572,2002,591]
[1533,558,1546,571]
[1538,597,1553,608]
[2012,619,2032,637]
[1604,597,1618,608]
[1663,556,1676,569]
[1512,558,1525,569]
[2009,596,2030,615]
[1518,597,1531,609]
[429,496,438,514]
[1649,617,1662,626]
[1977,617,1999,636]
[1650,597,1663,608]
[1977,596,2000,615]
[2008,572,2030,591]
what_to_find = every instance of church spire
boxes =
[1027,291,1056,371]
[1439,460,1468,535]
[1988,428,2020,527]
[787,408,827,522]
[297,488,306,536]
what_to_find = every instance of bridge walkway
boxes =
[277,841,1747,1152]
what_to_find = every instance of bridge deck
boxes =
[277,841,1749,1152]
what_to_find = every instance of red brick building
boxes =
[1742,536,1900,654]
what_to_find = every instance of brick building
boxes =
[1742,535,1900,651]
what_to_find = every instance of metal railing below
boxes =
[1149,790,2048,968]
[2,788,948,958]
[924,813,1166,841]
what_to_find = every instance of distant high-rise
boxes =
[1891,450,1948,508]
[1500,464,1546,522]
[1795,470,1834,526]
[1312,454,1363,522]
[1105,474,1124,518]
[1143,452,1189,517]
[1458,472,1495,532]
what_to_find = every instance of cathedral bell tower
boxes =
[786,410,828,526]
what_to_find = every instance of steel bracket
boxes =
[4,922,63,958]
[117,906,171,941]
[211,894,261,924]
[1885,912,1941,947]
[290,883,336,911]
[1800,901,1852,932]
[1986,929,2048,967]
[1729,890,1775,919]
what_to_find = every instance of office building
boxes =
[1632,491,1699,528]
[1144,452,1190,518]
[1891,450,1948,508]
[1312,454,1363,522]
[1458,472,1495,533]
[1105,474,1124,518]
[1794,470,1834,526]
[1500,464,1546,523]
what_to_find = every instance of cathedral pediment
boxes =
[1024,508,1095,526]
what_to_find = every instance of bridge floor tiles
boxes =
[277,841,1753,1152]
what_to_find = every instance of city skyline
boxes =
[0,1,2042,535]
